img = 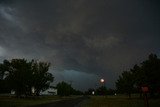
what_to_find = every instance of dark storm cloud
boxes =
[0,0,160,89]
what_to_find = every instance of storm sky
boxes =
[0,0,160,91]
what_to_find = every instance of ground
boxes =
[80,95,160,107]
[0,95,83,107]
[0,95,160,107]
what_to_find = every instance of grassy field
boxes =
[1,95,160,107]
[80,95,160,107]
[0,95,80,107]
[0,95,61,107]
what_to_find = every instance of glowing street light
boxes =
[100,78,104,83]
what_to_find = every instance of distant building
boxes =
[11,90,15,95]
[40,87,57,95]
[31,86,35,94]
[11,86,57,96]
[92,91,95,95]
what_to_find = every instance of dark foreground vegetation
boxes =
[1,95,160,107]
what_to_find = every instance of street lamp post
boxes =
[100,78,105,87]
[100,78,105,96]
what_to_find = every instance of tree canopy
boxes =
[56,81,83,96]
[0,59,54,97]
[116,54,160,98]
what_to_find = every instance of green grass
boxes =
[80,95,160,107]
[0,95,80,107]
[1,95,160,107]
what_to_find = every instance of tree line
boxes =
[0,59,83,97]
[116,54,160,98]
[85,86,115,96]
[0,59,54,97]
[56,81,83,96]
[1,54,159,98]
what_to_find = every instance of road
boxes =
[31,96,89,107]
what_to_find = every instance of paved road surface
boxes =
[31,96,89,107]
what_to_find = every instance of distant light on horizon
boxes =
[100,78,104,83]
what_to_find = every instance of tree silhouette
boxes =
[116,54,160,98]
[116,71,134,98]
[0,59,54,97]
[56,81,73,96]
[32,61,53,96]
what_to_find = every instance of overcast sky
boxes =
[0,0,160,91]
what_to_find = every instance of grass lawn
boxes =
[0,95,81,107]
[80,95,160,107]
